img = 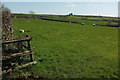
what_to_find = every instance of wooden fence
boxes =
[2,35,37,74]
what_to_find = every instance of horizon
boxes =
[11,12,118,18]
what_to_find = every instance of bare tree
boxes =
[29,11,35,14]
[29,11,35,18]
[68,13,73,16]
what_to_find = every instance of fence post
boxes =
[26,35,34,62]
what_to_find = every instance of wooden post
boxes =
[28,41,34,62]
[26,35,34,62]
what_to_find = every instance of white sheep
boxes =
[81,23,84,25]
[20,29,24,33]
[93,24,96,26]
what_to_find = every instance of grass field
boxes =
[33,15,118,25]
[13,14,118,25]
[3,16,118,78]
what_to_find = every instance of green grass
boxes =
[35,15,108,25]
[70,16,118,21]
[3,17,118,78]
[32,14,118,25]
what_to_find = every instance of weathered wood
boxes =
[28,41,31,50]
[2,37,32,44]
[2,51,34,60]
[27,40,34,62]
[25,34,34,62]
[2,35,37,74]
[2,61,37,74]
[30,53,34,62]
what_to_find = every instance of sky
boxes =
[1,0,120,2]
[2,2,118,17]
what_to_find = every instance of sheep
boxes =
[81,23,84,25]
[20,29,24,33]
[93,24,96,26]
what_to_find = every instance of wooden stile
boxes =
[2,35,37,74]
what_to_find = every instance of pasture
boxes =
[3,16,118,78]
[12,14,118,26]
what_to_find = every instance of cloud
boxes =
[86,4,93,7]
[65,2,77,7]
[1,0,119,2]
[86,3,100,7]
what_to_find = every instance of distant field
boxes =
[3,17,118,78]
[12,14,118,26]
[34,15,118,25]
[69,16,118,21]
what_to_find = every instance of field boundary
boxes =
[11,14,119,27]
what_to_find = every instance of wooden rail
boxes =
[2,37,32,44]
[2,61,37,74]
[2,50,34,60]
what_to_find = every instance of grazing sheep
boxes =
[20,29,24,33]
[81,23,84,25]
[69,22,71,23]
[93,24,96,26]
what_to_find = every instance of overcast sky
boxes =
[2,2,118,17]
[1,0,120,2]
